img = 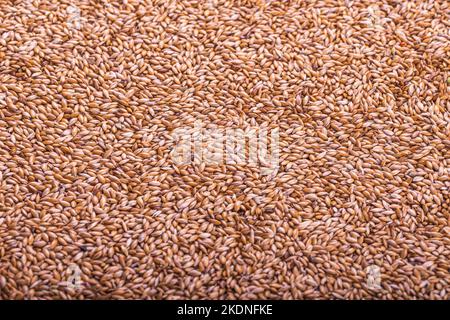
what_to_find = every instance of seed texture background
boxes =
[0,0,449,299]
